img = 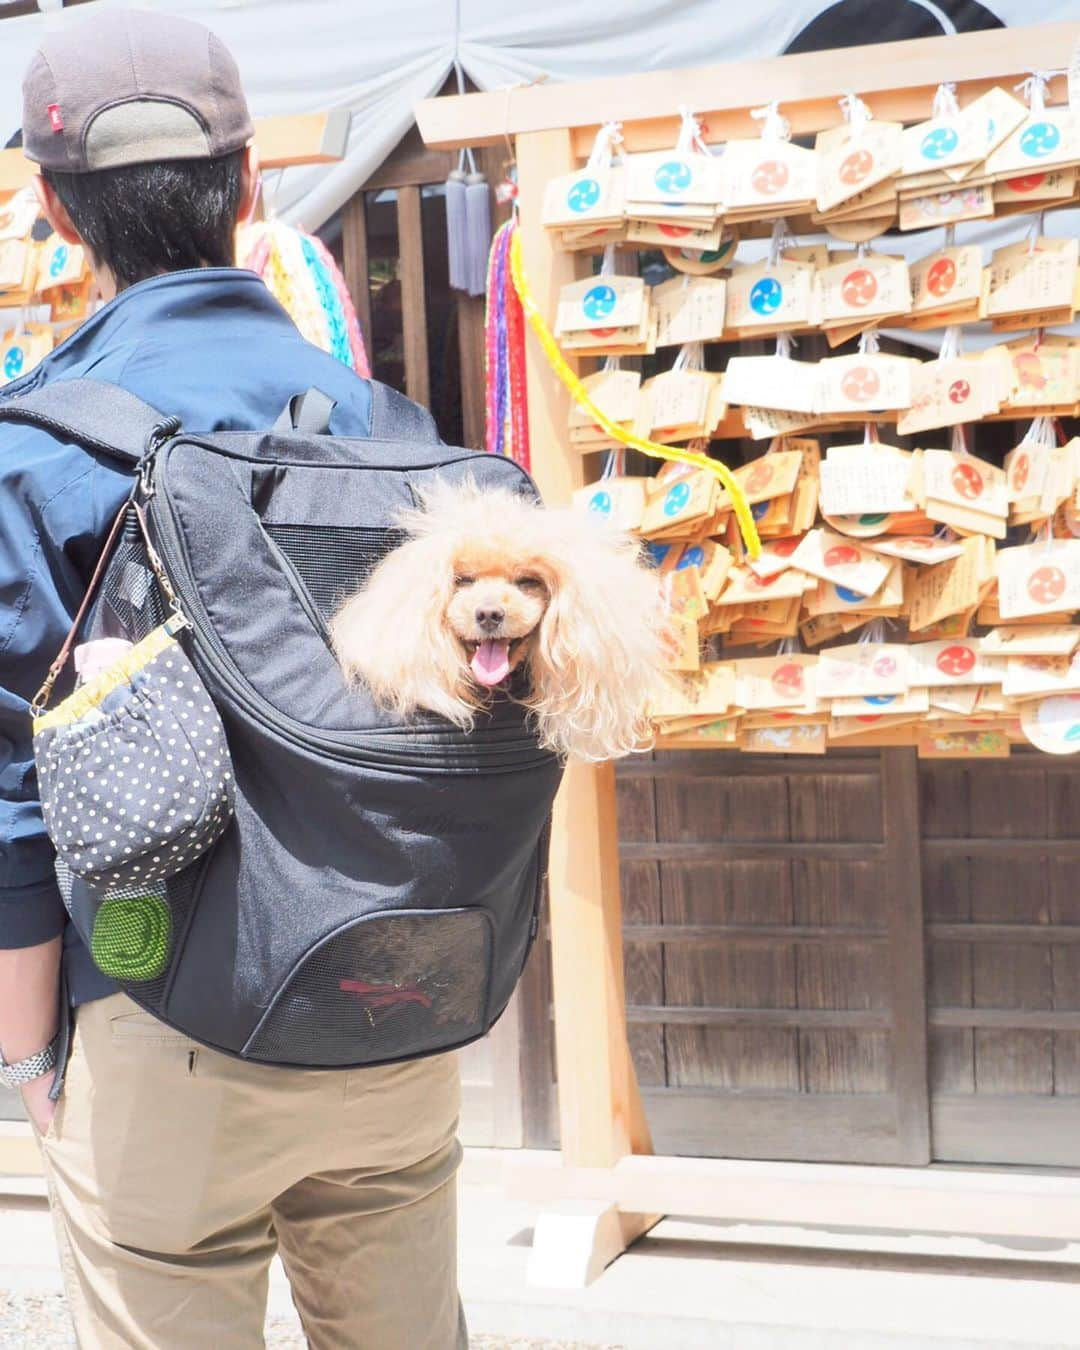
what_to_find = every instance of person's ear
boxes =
[238,144,261,224]
[31,174,81,246]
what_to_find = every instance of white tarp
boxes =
[0,0,1073,231]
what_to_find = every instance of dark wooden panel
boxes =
[655,770,790,842]
[641,1089,903,1164]
[933,1096,1080,1168]
[788,771,882,843]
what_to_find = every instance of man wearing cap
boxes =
[0,10,464,1348]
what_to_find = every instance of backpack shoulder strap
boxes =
[0,378,176,465]
[367,379,441,444]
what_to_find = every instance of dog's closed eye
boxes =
[514,575,545,594]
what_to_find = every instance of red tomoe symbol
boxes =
[873,655,898,679]
[589,327,618,338]
[840,364,881,403]
[339,979,432,1010]
[752,159,791,195]
[926,257,957,297]
[772,536,801,557]
[746,570,779,591]
[937,645,976,678]
[659,223,692,238]
[906,537,935,549]
[951,461,983,500]
[856,714,883,724]
[1014,351,1047,391]
[771,662,805,697]
[839,148,874,185]
[1005,174,1046,193]
[841,268,879,308]
[824,544,860,568]
[745,460,774,492]
[1028,566,1067,606]
[1011,452,1030,494]
[948,379,971,405]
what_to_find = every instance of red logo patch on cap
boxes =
[47,104,64,133]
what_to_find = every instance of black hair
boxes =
[42,150,245,290]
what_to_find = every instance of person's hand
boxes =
[20,1070,57,1138]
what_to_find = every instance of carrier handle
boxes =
[0,378,179,464]
[273,387,336,435]
[272,381,443,445]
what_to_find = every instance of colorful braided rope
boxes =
[237,221,371,378]
[483,221,530,468]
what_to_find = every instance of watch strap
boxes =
[0,1033,59,1088]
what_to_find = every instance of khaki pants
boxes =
[38,993,467,1350]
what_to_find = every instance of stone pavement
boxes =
[1,1151,1080,1348]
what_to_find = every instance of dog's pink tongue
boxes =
[471,639,512,687]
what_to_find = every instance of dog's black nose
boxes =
[475,607,505,633]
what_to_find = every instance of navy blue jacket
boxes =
[0,268,373,1004]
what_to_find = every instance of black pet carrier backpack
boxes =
[2,378,562,1069]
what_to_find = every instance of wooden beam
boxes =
[254,110,352,168]
[396,184,430,408]
[505,1150,1080,1243]
[417,21,1078,155]
[340,193,373,357]
[881,748,931,1166]
[0,111,350,193]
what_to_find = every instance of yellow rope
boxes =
[507,227,761,558]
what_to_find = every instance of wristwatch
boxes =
[0,1033,59,1089]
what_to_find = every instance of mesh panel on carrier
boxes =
[263,523,405,622]
[245,909,493,1066]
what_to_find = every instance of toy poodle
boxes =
[330,479,665,761]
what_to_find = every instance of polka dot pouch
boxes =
[31,503,234,891]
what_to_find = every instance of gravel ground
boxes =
[0,1292,620,1348]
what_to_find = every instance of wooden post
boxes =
[396,185,431,408]
[882,748,932,1165]
[516,128,657,1285]
[340,194,373,358]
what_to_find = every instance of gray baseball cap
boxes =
[22,8,254,174]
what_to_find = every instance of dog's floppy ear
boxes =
[528,512,665,761]
[330,534,478,728]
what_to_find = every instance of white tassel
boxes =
[445,160,469,293]
[464,169,492,296]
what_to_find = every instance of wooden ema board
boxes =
[417,22,1080,1289]
[0,111,351,193]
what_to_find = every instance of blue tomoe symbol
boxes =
[676,545,705,570]
[749,277,783,316]
[1065,722,1080,743]
[663,481,691,518]
[865,694,896,707]
[567,177,601,213]
[921,126,959,160]
[836,585,866,604]
[1020,121,1061,159]
[654,159,693,195]
[3,346,24,379]
[587,490,612,516]
[644,542,671,568]
[582,284,617,321]
[751,500,771,521]
[48,244,69,278]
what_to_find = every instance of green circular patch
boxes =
[91,895,171,982]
